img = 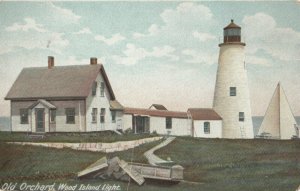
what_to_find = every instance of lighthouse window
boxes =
[239,112,245,122]
[224,30,228,36]
[230,87,237,96]
[204,122,210,134]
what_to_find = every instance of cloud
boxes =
[0,30,69,55]
[243,12,300,62]
[160,2,214,32]
[5,18,46,33]
[95,33,126,45]
[73,27,92,35]
[112,43,178,65]
[132,2,216,40]
[182,49,217,65]
[49,2,81,24]
[193,31,216,42]
[1,4,80,55]
[47,32,69,54]
[64,56,106,65]
[129,2,218,67]
[133,24,160,39]
[246,55,271,67]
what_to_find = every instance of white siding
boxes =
[86,73,117,131]
[51,100,85,132]
[150,117,189,136]
[193,120,222,138]
[115,111,123,130]
[11,101,34,132]
[11,116,30,132]
[122,114,133,131]
[149,117,165,134]
[213,44,254,139]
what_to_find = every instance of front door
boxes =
[36,108,45,132]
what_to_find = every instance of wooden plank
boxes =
[118,160,145,186]
[78,157,108,178]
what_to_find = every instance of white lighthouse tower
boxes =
[213,20,254,139]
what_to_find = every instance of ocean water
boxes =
[253,116,300,136]
[0,116,299,134]
[0,117,10,131]
[252,116,263,136]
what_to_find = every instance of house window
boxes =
[100,108,105,123]
[100,82,105,97]
[111,111,116,123]
[20,109,28,124]
[50,109,56,123]
[166,117,172,129]
[92,81,97,96]
[65,108,75,124]
[239,112,245,122]
[92,108,97,123]
[230,87,236,96]
[204,122,210,134]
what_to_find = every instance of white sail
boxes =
[258,83,298,139]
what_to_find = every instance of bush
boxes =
[124,128,133,134]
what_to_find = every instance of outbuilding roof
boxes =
[110,100,124,111]
[187,108,222,120]
[124,107,187,119]
[5,64,115,100]
[149,104,167,110]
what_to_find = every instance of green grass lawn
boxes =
[0,131,157,143]
[1,137,300,191]
[155,137,300,191]
[0,139,162,183]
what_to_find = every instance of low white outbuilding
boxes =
[122,107,223,138]
[188,108,222,138]
[123,107,190,136]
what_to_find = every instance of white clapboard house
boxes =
[5,57,124,133]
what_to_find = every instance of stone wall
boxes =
[7,136,162,153]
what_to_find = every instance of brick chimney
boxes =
[48,56,54,69]
[90,57,97,65]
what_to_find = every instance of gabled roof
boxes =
[187,108,222,120]
[124,107,187,119]
[5,64,115,100]
[28,99,56,109]
[258,83,297,139]
[149,104,167,110]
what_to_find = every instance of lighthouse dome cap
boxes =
[224,19,241,30]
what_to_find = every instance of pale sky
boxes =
[0,1,300,116]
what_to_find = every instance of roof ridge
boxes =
[125,107,185,113]
[23,64,102,69]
